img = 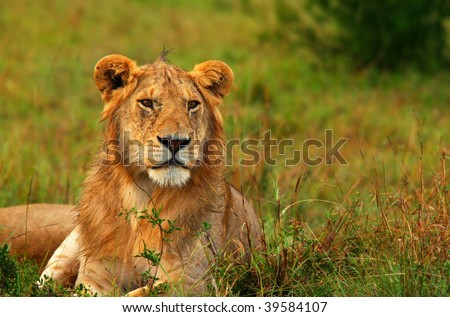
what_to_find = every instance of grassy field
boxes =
[0,1,449,296]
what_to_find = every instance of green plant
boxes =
[273,0,450,70]
[119,207,180,296]
[0,244,18,295]
[0,244,49,296]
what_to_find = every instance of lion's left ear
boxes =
[190,61,234,98]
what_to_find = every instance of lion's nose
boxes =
[157,135,191,154]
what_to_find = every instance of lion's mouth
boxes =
[151,158,189,169]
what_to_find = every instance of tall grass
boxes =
[207,119,449,297]
[0,0,449,296]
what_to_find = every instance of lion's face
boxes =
[94,54,233,187]
[119,64,209,187]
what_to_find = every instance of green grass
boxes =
[0,0,449,296]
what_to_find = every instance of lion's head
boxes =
[94,53,234,187]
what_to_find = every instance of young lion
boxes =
[39,53,263,296]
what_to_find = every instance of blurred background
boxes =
[1,0,449,229]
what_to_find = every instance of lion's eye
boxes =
[138,99,154,109]
[187,100,200,110]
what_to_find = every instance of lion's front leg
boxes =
[125,245,210,296]
[75,256,141,296]
[39,228,80,287]
[74,257,112,296]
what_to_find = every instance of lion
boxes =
[36,53,263,296]
[0,204,75,269]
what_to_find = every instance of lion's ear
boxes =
[94,54,138,102]
[190,61,234,98]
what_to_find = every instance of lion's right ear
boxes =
[94,54,138,102]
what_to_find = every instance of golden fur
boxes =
[38,54,263,296]
[0,204,75,268]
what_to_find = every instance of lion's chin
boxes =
[147,166,191,187]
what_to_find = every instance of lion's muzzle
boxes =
[157,135,191,155]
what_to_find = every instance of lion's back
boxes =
[0,204,75,267]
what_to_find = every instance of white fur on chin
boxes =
[148,166,191,187]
